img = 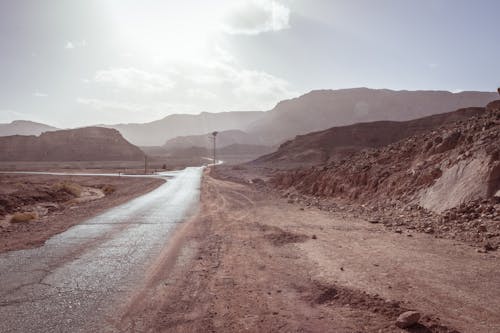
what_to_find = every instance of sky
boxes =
[0,0,499,127]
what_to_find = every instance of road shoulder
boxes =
[0,174,164,253]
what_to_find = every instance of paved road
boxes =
[0,167,203,332]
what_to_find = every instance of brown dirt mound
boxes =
[264,229,309,246]
[304,282,458,333]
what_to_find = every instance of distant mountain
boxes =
[163,129,267,151]
[0,127,144,161]
[252,107,486,168]
[246,88,498,145]
[0,120,59,137]
[104,111,265,146]
[218,144,274,156]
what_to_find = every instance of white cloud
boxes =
[94,68,175,94]
[76,97,199,120]
[80,47,296,122]
[65,40,87,50]
[187,88,218,100]
[76,98,143,112]
[188,62,296,109]
[0,109,48,124]
[222,0,290,35]
[33,91,48,97]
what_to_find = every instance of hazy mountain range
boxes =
[245,88,498,145]
[1,88,498,160]
[102,111,265,146]
[0,120,59,137]
[252,106,486,168]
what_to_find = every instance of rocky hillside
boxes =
[271,99,500,249]
[273,100,500,212]
[254,107,485,167]
[0,120,59,137]
[163,130,267,152]
[105,111,264,146]
[0,127,144,161]
[247,88,498,145]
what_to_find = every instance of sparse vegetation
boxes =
[52,182,83,197]
[10,212,37,223]
[100,184,116,195]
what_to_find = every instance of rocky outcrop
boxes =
[0,127,144,161]
[272,100,500,213]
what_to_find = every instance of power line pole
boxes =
[211,131,218,171]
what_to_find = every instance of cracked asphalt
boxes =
[0,167,203,333]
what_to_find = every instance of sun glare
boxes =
[103,1,229,65]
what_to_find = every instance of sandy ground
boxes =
[114,171,500,333]
[0,174,164,253]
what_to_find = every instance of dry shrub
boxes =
[53,182,82,197]
[10,212,38,223]
[101,184,116,195]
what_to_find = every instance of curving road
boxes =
[0,167,203,333]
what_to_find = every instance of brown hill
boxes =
[246,88,498,145]
[0,120,59,137]
[253,107,485,168]
[0,127,144,161]
[272,100,500,213]
[104,111,264,146]
[163,130,268,151]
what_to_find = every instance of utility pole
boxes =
[211,131,218,171]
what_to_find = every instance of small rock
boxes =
[395,228,403,234]
[395,311,421,328]
[484,242,498,252]
[368,219,379,224]
[424,227,434,234]
[312,234,317,239]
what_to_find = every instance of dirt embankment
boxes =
[0,174,164,253]
[115,172,500,333]
[271,101,500,251]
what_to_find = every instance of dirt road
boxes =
[0,168,203,333]
[123,173,500,333]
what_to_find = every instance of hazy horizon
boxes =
[1,0,499,127]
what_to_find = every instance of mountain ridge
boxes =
[0,127,144,161]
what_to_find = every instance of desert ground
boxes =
[111,168,499,333]
[0,173,164,253]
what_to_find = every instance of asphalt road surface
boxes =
[0,167,203,333]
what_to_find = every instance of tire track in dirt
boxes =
[115,173,464,333]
